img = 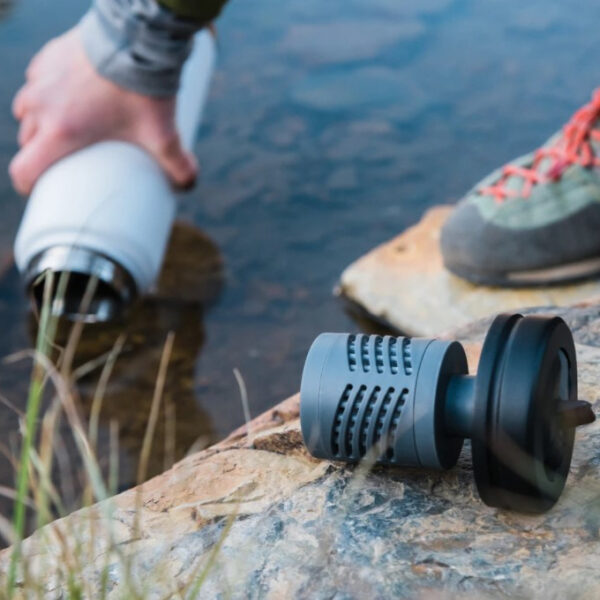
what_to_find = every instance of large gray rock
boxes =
[2,304,600,599]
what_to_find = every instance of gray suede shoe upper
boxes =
[441,90,600,285]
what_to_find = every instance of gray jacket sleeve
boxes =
[79,0,203,97]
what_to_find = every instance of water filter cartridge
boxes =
[299,314,595,512]
[14,29,216,322]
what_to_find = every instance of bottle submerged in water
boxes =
[14,30,216,323]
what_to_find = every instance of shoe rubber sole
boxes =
[447,255,600,288]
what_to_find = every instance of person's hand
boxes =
[10,26,197,196]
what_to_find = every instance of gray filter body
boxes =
[300,333,469,470]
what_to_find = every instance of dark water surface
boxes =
[0,0,600,514]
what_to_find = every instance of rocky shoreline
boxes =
[2,303,600,598]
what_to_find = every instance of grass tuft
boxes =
[0,272,235,598]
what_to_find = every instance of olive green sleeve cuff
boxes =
[157,0,227,23]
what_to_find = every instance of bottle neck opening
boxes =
[26,246,137,323]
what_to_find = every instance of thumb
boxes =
[145,133,198,189]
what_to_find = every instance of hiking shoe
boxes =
[441,89,600,286]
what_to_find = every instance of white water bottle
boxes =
[14,30,216,322]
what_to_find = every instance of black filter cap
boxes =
[472,314,593,512]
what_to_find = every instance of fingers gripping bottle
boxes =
[14,30,216,322]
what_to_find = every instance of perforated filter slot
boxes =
[386,389,408,461]
[332,384,353,457]
[374,337,384,373]
[358,386,381,457]
[373,387,395,448]
[388,338,399,375]
[402,338,413,375]
[345,385,367,457]
[347,336,357,372]
[360,337,370,372]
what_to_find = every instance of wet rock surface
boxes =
[340,207,600,336]
[3,304,600,599]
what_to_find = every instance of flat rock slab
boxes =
[3,304,600,599]
[339,206,600,336]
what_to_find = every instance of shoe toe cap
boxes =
[440,201,499,276]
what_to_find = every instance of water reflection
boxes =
[0,222,224,523]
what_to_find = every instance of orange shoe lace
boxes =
[479,89,600,203]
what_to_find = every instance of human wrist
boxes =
[79,0,199,97]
